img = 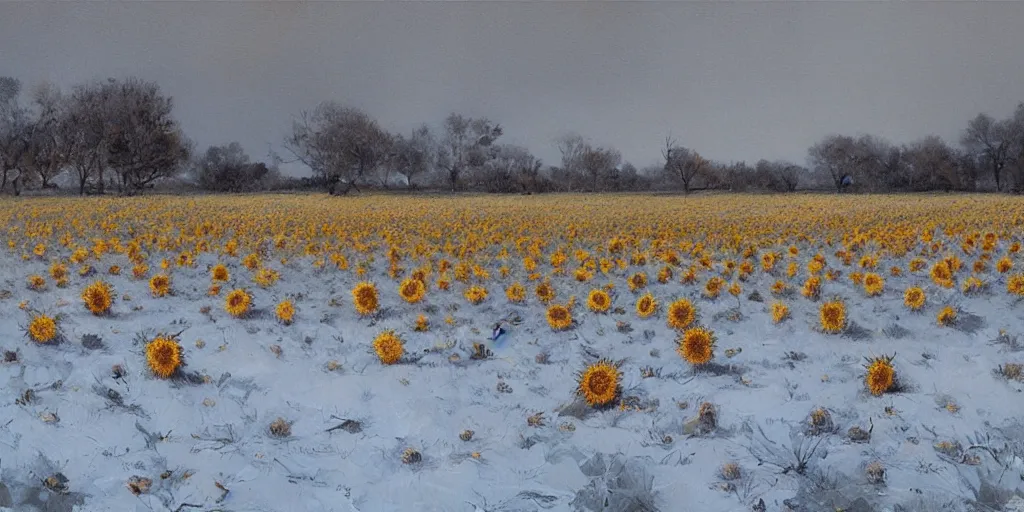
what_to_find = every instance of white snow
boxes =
[2,244,1023,511]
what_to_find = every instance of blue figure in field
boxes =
[839,174,853,193]
[490,322,507,343]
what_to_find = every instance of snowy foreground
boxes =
[2,252,1024,512]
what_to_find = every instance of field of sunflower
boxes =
[2,192,1024,511]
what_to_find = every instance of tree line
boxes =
[3,74,1024,196]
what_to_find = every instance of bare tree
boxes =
[286,102,346,193]
[285,102,390,195]
[663,135,708,194]
[391,124,434,189]
[556,133,587,174]
[754,159,803,192]
[955,148,980,191]
[774,163,803,192]
[961,113,1011,192]
[851,134,900,192]
[515,151,544,193]
[374,132,398,189]
[475,144,543,193]
[579,145,622,191]
[102,78,190,194]
[808,134,861,193]
[62,81,111,194]
[0,76,34,194]
[437,113,502,191]
[196,142,269,192]
[904,135,960,192]
[1005,103,1024,193]
[21,82,66,190]
[438,114,469,191]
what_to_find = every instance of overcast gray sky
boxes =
[2,1,1023,175]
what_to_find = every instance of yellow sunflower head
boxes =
[962,276,985,295]
[149,274,171,297]
[464,285,488,304]
[704,277,723,298]
[505,282,526,303]
[819,299,846,334]
[728,282,742,297]
[996,257,1013,274]
[681,266,698,284]
[146,335,182,379]
[49,262,67,280]
[771,301,789,324]
[666,298,696,330]
[628,272,648,292]
[81,280,114,316]
[242,253,261,271]
[211,263,230,282]
[546,304,573,331]
[27,312,58,343]
[414,314,429,332]
[576,359,620,407]
[27,274,46,291]
[574,267,593,282]
[771,280,788,295]
[678,326,716,366]
[587,289,611,313]
[352,281,379,316]
[1007,274,1024,297]
[132,263,149,279]
[255,267,280,287]
[864,354,896,396]
[903,286,925,311]
[635,292,657,319]
[657,266,673,283]
[931,261,953,288]
[535,280,555,304]
[436,275,451,291]
[399,277,426,304]
[276,299,295,324]
[863,273,884,297]
[801,276,821,300]
[373,330,404,365]
[937,305,957,326]
[224,288,252,318]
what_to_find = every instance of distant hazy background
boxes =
[3,1,1023,175]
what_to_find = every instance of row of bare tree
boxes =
[809,107,1024,194]
[4,74,1024,196]
[283,99,1024,195]
[0,76,192,196]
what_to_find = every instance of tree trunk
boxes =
[449,167,459,192]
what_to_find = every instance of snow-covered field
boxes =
[1,193,1024,512]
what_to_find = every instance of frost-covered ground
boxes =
[2,248,1024,512]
